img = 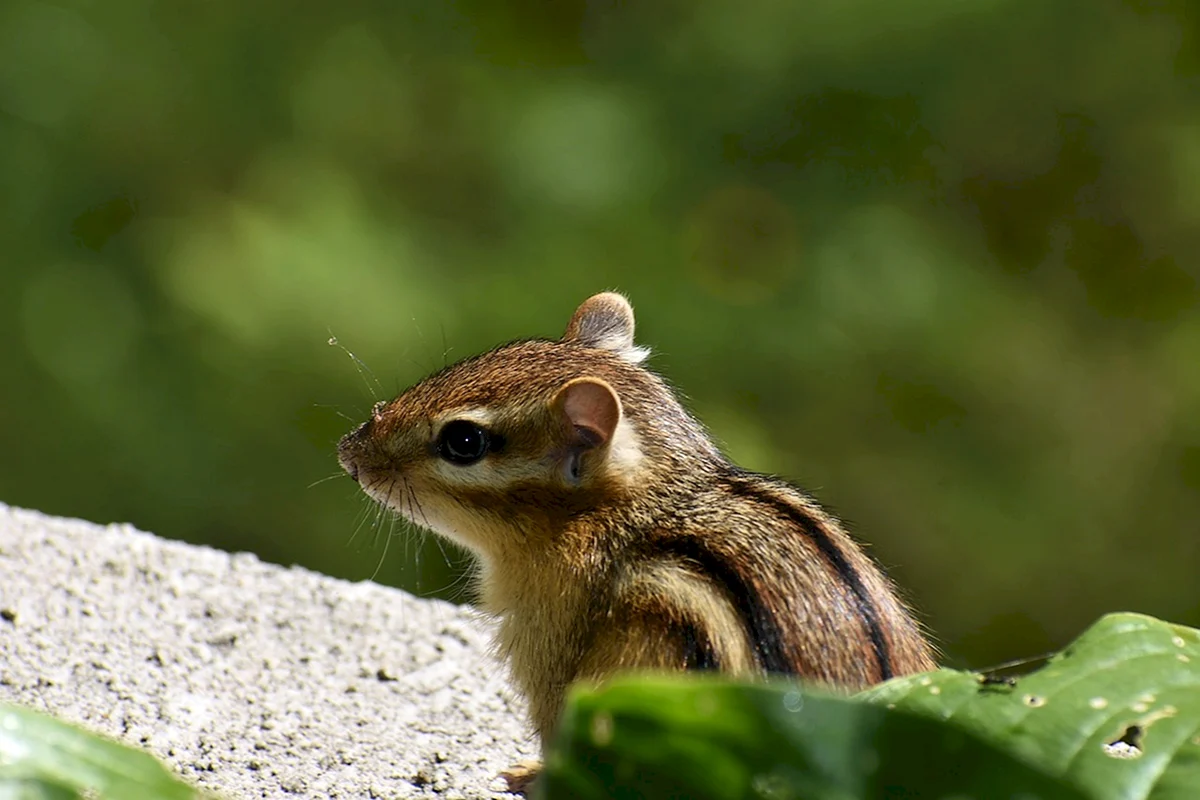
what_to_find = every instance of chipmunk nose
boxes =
[337,420,372,482]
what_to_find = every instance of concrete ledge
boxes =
[0,504,535,798]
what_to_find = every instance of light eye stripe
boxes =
[435,407,497,431]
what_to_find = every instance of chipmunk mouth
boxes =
[352,469,414,517]
[337,424,407,507]
[338,430,485,552]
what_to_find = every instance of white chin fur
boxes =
[374,483,479,549]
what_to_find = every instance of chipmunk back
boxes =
[337,292,936,772]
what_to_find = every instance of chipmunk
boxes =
[337,292,936,792]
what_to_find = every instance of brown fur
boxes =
[337,293,937,761]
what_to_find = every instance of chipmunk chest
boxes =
[490,566,605,658]
[496,603,593,701]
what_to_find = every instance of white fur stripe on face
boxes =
[436,407,498,429]
[426,412,645,491]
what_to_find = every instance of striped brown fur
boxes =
[337,292,937,776]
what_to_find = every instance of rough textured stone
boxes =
[0,504,535,798]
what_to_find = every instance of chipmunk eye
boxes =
[437,420,491,465]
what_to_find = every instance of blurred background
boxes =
[1,0,1197,670]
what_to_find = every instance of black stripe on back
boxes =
[679,619,721,671]
[644,536,796,675]
[722,474,894,681]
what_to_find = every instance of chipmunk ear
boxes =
[553,377,643,483]
[554,377,622,449]
[562,292,650,364]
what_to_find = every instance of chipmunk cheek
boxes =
[604,415,644,478]
[556,417,644,486]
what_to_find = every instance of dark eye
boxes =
[437,420,491,465]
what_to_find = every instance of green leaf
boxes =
[860,612,1200,800]
[0,703,203,800]
[0,778,81,800]
[541,614,1200,799]
[540,675,1086,799]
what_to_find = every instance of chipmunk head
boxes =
[337,293,703,560]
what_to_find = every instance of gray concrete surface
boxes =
[0,503,537,799]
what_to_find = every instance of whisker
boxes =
[345,494,376,550]
[410,315,425,348]
[327,330,385,401]
[370,513,395,582]
[368,483,391,550]
[312,402,359,424]
[408,484,429,529]
[400,482,415,581]
[407,489,468,600]
[405,482,432,595]
[428,529,453,573]
[308,472,347,489]
[439,566,473,603]
[401,483,417,548]
[439,321,453,367]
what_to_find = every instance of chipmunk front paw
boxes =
[500,759,542,795]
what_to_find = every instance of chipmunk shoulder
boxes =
[337,292,936,778]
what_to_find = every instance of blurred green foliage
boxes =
[1,0,1198,670]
